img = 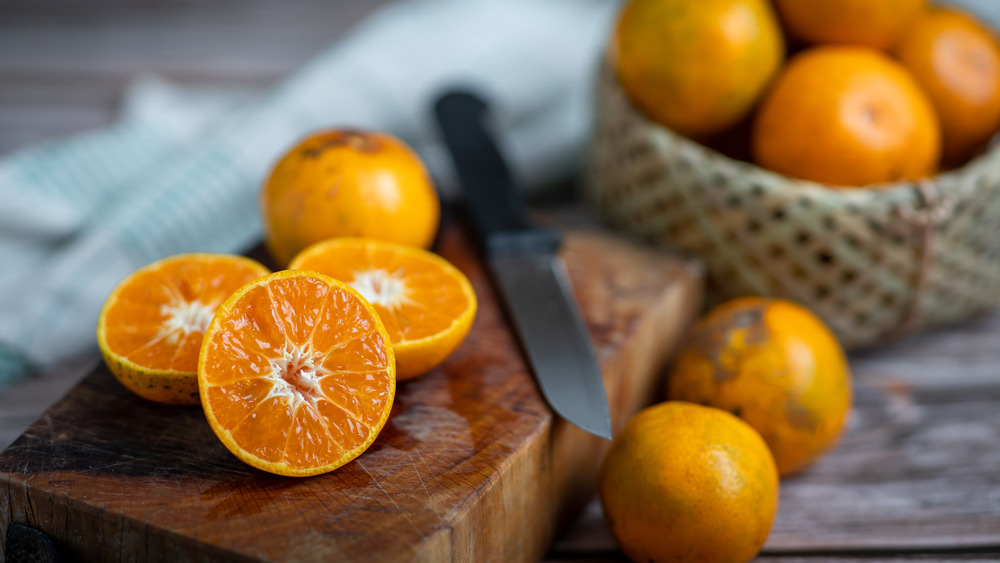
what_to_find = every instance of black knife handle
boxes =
[434,90,561,258]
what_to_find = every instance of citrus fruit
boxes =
[611,0,784,138]
[773,0,926,50]
[894,6,1000,167]
[752,45,941,186]
[260,129,440,267]
[198,270,395,477]
[96,253,269,405]
[600,401,778,563]
[667,297,853,476]
[289,238,476,381]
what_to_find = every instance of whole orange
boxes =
[667,297,853,476]
[752,46,941,186]
[600,402,778,563]
[773,0,926,50]
[612,0,784,138]
[261,129,440,266]
[894,7,1000,167]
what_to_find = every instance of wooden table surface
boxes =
[3,1,1000,561]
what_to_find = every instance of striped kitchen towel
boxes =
[0,0,621,388]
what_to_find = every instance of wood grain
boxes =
[767,383,1000,550]
[0,222,702,562]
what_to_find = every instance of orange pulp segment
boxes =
[97,253,270,405]
[289,238,477,380]
[198,269,396,477]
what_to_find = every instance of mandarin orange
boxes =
[198,270,396,477]
[289,238,476,381]
[97,253,269,405]
[261,129,440,267]
[894,6,1000,167]
[668,297,853,476]
[612,0,784,138]
[752,46,940,186]
[600,402,778,563]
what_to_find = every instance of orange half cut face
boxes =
[198,270,396,477]
[97,253,270,404]
[289,238,477,380]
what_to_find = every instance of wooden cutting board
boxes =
[0,220,702,562]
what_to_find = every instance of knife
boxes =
[434,91,613,440]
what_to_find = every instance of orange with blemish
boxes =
[600,401,778,563]
[261,129,440,267]
[668,297,853,476]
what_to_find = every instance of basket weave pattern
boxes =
[585,64,1000,349]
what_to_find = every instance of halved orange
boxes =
[289,238,477,380]
[198,269,396,477]
[97,253,270,405]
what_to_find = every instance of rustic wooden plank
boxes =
[757,556,1000,562]
[766,381,1000,551]
[0,360,95,452]
[0,0,378,79]
[849,312,1000,389]
[0,0,385,154]
[0,222,703,562]
[542,554,1000,563]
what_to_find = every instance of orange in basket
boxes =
[894,6,1000,167]
[752,45,941,186]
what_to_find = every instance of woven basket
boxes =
[585,63,1000,349]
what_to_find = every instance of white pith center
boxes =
[267,342,327,408]
[350,268,409,309]
[159,299,216,344]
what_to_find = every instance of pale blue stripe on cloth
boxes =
[0,78,255,288]
[0,0,621,388]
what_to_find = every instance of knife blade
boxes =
[434,91,613,440]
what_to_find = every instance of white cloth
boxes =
[0,0,621,387]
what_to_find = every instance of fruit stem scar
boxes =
[301,130,381,158]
